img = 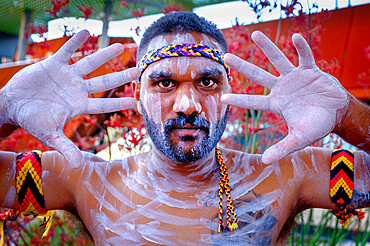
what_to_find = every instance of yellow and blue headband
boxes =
[137,43,229,81]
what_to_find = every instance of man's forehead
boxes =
[145,32,224,53]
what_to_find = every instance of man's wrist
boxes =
[333,93,370,151]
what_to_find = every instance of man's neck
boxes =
[136,146,220,186]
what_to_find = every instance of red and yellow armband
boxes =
[0,151,54,246]
[330,149,364,228]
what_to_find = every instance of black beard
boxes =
[141,101,229,162]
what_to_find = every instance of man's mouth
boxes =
[170,124,206,141]
[173,127,203,135]
[163,113,211,139]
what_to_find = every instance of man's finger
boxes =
[85,97,137,115]
[46,132,83,168]
[84,67,140,94]
[225,53,277,89]
[53,30,90,63]
[292,34,316,69]
[251,31,295,75]
[73,43,124,77]
[261,132,308,164]
[221,94,278,114]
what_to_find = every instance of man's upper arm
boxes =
[0,150,76,212]
[298,148,370,210]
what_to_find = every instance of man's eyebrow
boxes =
[148,71,173,79]
[198,68,223,77]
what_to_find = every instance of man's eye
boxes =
[199,78,216,87]
[158,80,174,88]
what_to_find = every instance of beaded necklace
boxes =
[215,147,238,232]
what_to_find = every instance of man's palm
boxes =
[3,30,140,166]
[221,32,348,163]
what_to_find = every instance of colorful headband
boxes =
[137,43,229,81]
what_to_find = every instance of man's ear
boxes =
[131,80,142,114]
[228,76,233,84]
[227,76,233,92]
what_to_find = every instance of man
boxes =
[0,12,369,245]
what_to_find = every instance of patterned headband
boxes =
[137,43,229,81]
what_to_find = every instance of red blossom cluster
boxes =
[121,0,129,8]
[78,35,98,56]
[0,209,93,245]
[131,8,145,18]
[118,128,145,152]
[358,45,370,89]
[24,24,50,57]
[163,3,183,14]
[24,24,48,40]
[280,0,303,17]
[46,0,71,17]
[242,0,277,20]
[77,4,93,19]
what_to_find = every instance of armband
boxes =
[330,149,364,227]
[0,151,54,246]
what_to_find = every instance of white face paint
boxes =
[205,95,218,125]
[177,57,191,76]
[190,88,202,113]
[173,93,190,112]
[171,32,196,44]
[146,35,169,51]
[200,33,224,51]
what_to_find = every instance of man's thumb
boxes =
[262,132,307,164]
[46,132,83,168]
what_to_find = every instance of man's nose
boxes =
[173,86,202,115]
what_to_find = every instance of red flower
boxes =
[281,0,301,17]
[163,3,182,14]
[46,0,70,17]
[121,0,129,8]
[77,4,93,19]
[131,8,144,18]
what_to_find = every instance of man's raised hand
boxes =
[2,30,140,167]
[221,31,349,164]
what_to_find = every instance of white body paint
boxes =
[64,147,324,245]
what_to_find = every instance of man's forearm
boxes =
[334,93,370,152]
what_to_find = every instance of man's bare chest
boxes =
[77,169,286,245]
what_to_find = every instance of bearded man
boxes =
[0,12,369,245]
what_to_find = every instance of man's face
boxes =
[136,32,231,162]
